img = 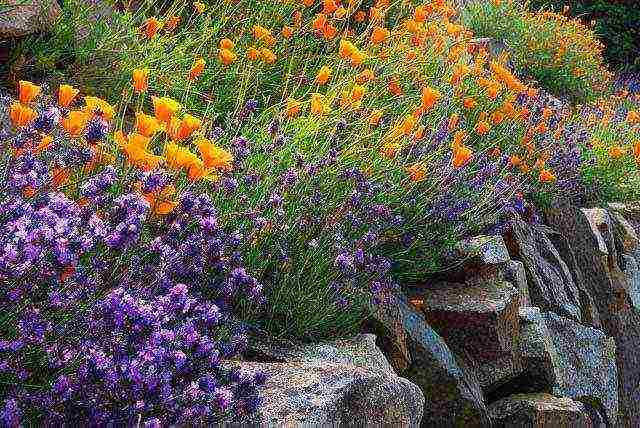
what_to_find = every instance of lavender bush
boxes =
[0,90,265,425]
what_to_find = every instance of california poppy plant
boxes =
[9,102,37,129]
[142,17,162,39]
[18,81,41,105]
[132,69,150,93]
[58,84,79,108]
[152,96,182,123]
[189,58,207,80]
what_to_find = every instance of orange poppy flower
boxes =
[189,58,207,79]
[252,25,272,40]
[61,110,88,136]
[261,48,277,64]
[165,116,182,141]
[52,166,70,188]
[315,66,333,85]
[165,15,180,32]
[608,146,626,159]
[194,1,206,13]
[310,93,330,115]
[400,114,416,135]
[452,145,473,168]
[421,86,441,112]
[356,69,375,84]
[219,38,234,50]
[539,169,556,183]
[152,96,182,123]
[132,68,150,93]
[218,49,238,65]
[282,26,294,39]
[18,80,41,104]
[491,111,505,125]
[627,110,640,124]
[195,138,234,170]
[451,130,467,150]
[58,84,79,108]
[9,102,37,128]
[285,98,301,118]
[388,77,403,96]
[35,134,54,152]
[135,111,164,137]
[145,184,178,215]
[247,47,260,61]
[475,120,490,135]
[448,113,460,131]
[176,114,202,141]
[463,97,477,109]
[381,141,400,158]
[142,17,162,39]
[369,109,383,126]
[370,26,389,44]
[407,162,427,182]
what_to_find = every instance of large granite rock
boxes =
[546,203,640,425]
[398,295,491,427]
[232,333,424,426]
[517,307,562,391]
[504,260,530,307]
[505,219,583,322]
[363,295,412,373]
[0,0,61,38]
[407,280,523,394]
[542,312,618,425]
[236,360,424,426]
[488,393,595,427]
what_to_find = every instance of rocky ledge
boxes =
[236,201,640,426]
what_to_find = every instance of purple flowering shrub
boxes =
[0,91,265,425]
[532,88,640,206]
[204,116,401,339]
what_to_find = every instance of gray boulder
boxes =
[232,333,424,426]
[235,360,424,426]
[542,312,618,425]
[505,219,583,322]
[0,0,61,38]
[546,203,640,425]
[517,307,562,390]
[407,279,522,395]
[397,295,491,427]
[488,393,596,427]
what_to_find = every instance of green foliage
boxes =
[530,0,640,71]
[460,0,612,102]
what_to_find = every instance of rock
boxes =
[504,260,530,307]
[505,219,583,322]
[0,0,61,38]
[235,360,424,426]
[609,208,640,311]
[488,393,595,427]
[363,297,411,373]
[542,312,618,426]
[398,295,491,427]
[435,235,510,286]
[456,235,511,266]
[296,334,394,373]
[407,280,523,394]
[546,203,640,425]
[516,307,561,391]
[542,225,602,328]
[229,331,424,426]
